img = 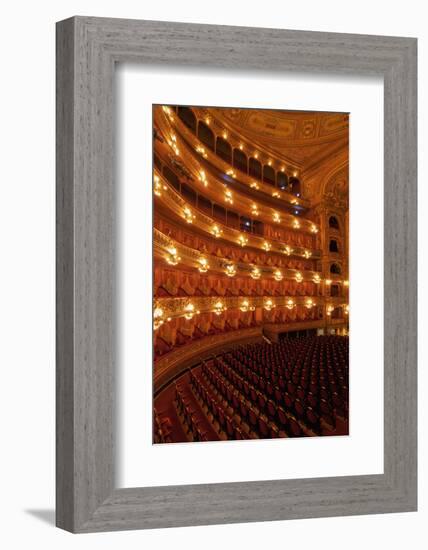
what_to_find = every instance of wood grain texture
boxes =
[56,16,417,533]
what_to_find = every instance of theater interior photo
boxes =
[152,104,349,444]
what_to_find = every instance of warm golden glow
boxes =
[273,269,283,281]
[286,299,295,310]
[295,271,303,283]
[344,304,349,314]
[198,257,209,273]
[237,234,248,247]
[281,166,285,172]
[183,206,195,224]
[325,279,332,285]
[254,152,259,159]
[292,218,301,229]
[166,246,181,266]
[250,181,260,190]
[311,224,319,234]
[198,169,208,186]
[225,264,237,277]
[343,280,349,287]
[272,191,281,198]
[153,306,164,330]
[313,273,321,284]
[225,188,233,204]
[305,298,314,309]
[211,225,223,238]
[196,146,208,160]
[251,203,259,216]
[240,299,255,313]
[326,304,334,316]
[239,143,244,150]
[168,133,180,156]
[268,160,272,166]
[222,130,228,139]
[264,299,275,311]
[214,301,227,315]
[226,169,236,179]
[304,250,312,259]
[250,266,261,280]
[153,174,167,197]
[262,241,271,252]
[184,303,196,320]
[205,116,210,125]
[273,212,281,223]
[283,245,293,256]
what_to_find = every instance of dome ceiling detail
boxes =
[207,107,349,171]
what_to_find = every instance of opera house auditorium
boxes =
[153,105,349,444]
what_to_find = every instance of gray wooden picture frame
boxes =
[56,16,417,533]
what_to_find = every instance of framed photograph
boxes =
[56,16,417,532]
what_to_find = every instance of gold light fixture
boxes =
[153,306,164,330]
[272,191,281,198]
[183,303,200,320]
[214,301,227,315]
[283,245,293,256]
[225,264,237,277]
[162,105,171,115]
[264,299,275,311]
[250,181,260,190]
[224,188,233,204]
[313,273,321,284]
[198,169,208,186]
[311,224,319,234]
[237,234,248,247]
[273,212,281,223]
[305,298,315,309]
[168,133,180,156]
[153,174,167,197]
[226,169,236,179]
[239,143,244,151]
[273,269,283,281]
[166,245,181,266]
[327,304,334,316]
[268,160,272,166]
[292,218,301,229]
[325,279,332,285]
[211,225,223,238]
[281,166,285,172]
[295,272,303,283]
[183,206,195,224]
[343,280,350,287]
[222,130,228,139]
[303,250,312,259]
[254,152,259,159]
[198,257,209,273]
[250,266,261,280]
[205,116,210,125]
[240,299,255,312]
[286,299,295,310]
[251,203,259,216]
[262,241,271,252]
[291,198,299,205]
[196,146,208,160]
[344,304,350,315]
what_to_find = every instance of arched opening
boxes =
[233,148,248,173]
[177,106,196,132]
[330,263,341,275]
[216,137,232,164]
[263,165,276,186]
[277,171,288,190]
[329,216,339,229]
[329,239,339,253]
[249,157,262,180]
[289,177,301,196]
[330,284,340,297]
[197,121,215,151]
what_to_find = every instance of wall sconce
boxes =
[250,182,260,190]
[214,301,226,315]
[273,212,281,223]
[293,218,301,229]
[251,204,259,216]
[166,246,181,266]
[295,272,303,283]
[272,191,281,198]
[153,306,165,330]
[226,169,236,179]
[304,250,312,259]
[286,299,295,310]
[198,170,208,185]
[343,280,349,287]
[237,234,248,247]
[344,304,350,314]
[264,299,275,311]
[313,273,321,284]
[153,174,167,197]
[211,225,223,238]
[183,206,195,224]
[262,241,271,252]
[311,224,319,234]
[240,299,255,313]
[168,134,179,156]
[327,305,334,316]
[196,146,208,159]
[325,279,332,285]
[222,130,228,139]
[305,298,314,309]
[283,245,293,256]
[250,266,261,280]
[273,269,283,281]
[225,188,233,204]
[198,258,209,273]
[225,264,237,277]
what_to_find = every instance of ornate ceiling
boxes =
[207,107,349,172]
